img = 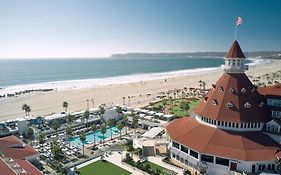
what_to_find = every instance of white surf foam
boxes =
[0,58,269,97]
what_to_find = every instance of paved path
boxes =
[147,156,184,175]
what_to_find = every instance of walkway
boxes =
[147,156,184,175]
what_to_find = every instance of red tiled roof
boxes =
[258,83,281,97]
[225,40,246,59]
[0,136,42,175]
[0,136,38,159]
[0,159,17,175]
[193,73,269,123]
[166,117,280,161]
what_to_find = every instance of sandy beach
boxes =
[0,59,280,121]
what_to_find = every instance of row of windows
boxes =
[200,116,262,129]
[272,111,281,118]
[268,99,281,107]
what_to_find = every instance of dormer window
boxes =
[241,88,246,93]
[204,97,208,102]
[244,102,251,108]
[226,101,233,108]
[212,99,218,105]
[229,88,234,93]
[219,87,224,92]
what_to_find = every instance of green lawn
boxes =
[78,160,131,175]
[152,98,200,117]
[143,161,176,175]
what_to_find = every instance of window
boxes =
[181,145,189,154]
[172,141,180,149]
[218,121,221,126]
[229,88,234,93]
[257,123,260,128]
[190,149,198,159]
[244,102,251,108]
[226,101,233,108]
[219,87,224,92]
[236,123,239,128]
[216,157,229,166]
[228,122,231,127]
[232,123,235,127]
[201,154,214,163]
[212,99,218,106]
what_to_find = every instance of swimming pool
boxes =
[68,126,120,148]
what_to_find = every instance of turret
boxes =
[223,40,248,73]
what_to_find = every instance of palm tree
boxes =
[83,110,90,129]
[22,104,28,116]
[86,99,89,109]
[51,120,61,136]
[100,124,107,143]
[51,139,62,161]
[79,132,86,156]
[26,105,31,116]
[122,97,126,105]
[91,98,95,108]
[91,124,97,145]
[117,121,124,139]
[123,115,128,135]
[132,115,139,133]
[116,106,122,117]
[63,101,68,112]
[38,133,45,151]
[99,106,105,117]
[66,126,73,147]
[67,114,74,126]
[38,133,45,145]
[107,119,114,140]
[128,96,131,106]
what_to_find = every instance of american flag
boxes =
[236,16,242,26]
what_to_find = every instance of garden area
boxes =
[77,160,131,175]
[123,153,176,175]
[151,98,199,117]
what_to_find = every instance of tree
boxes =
[66,126,73,147]
[27,127,34,139]
[116,106,122,117]
[123,115,128,135]
[63,101,68,112]
[83,110,90,129]
[132,115,139,133]
[79,132,86,156]
[122,97,126,105]
[66,114,74,126]
[51,120,61,136]
[99,106,105,117]
[86,99,89,109]
[22,104,28,116]
[180,101,190,115]
[91,124,97,145]
[26,105,31,116]
[117,121,124,139]
[107,119,114,140]
[51,139,62,161]
[100,124,107,143]
[38,133,46,145]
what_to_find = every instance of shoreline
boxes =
[0,57,270,98]
[0,58,279,121]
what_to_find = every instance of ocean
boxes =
[0,57,265,96]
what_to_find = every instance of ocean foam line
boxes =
[0,67,219,96]
[0,58,269,96]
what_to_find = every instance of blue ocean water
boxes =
[0,57,224,88]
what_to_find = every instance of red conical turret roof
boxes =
[225,40,246,59]
[193,73,269,123]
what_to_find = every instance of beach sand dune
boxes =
[0,59,280,121]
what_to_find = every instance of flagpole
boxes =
[234,24,237,40]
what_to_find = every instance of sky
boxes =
[0,0,280,58]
